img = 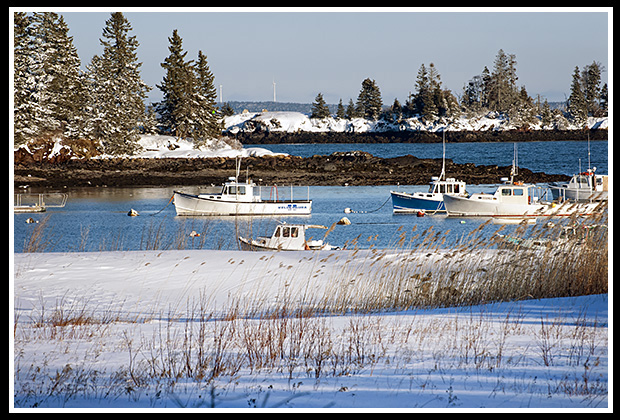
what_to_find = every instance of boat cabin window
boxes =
[277,226,298,238]
[501,188,524,196]
[223,185,246,195]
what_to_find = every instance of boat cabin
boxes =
[429,177,466,195]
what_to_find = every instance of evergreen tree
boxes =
[567,66,587,126]
[14,12,88,144]
[582,61,603,116]
[220,102,235,117]
[157,29,191,137]
[310,92,330,119]
[599,83,608,116]
[388,98,403,122]
[86,12,150,155]
[540,99,553,128]
[335,99,345,119]
[355,78,382,120]
[13,12,35,145]
[193,50,222,147]
[488,49,518,113]
[345,98,358,119]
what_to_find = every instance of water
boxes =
[247,139,609,176]
[14,140,608,253]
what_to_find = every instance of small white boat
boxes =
[549,169,608,202]
[173,158,312,216]
[390,130,467,214]
[239,223,339,251]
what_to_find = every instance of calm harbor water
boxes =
[13,140,608,253]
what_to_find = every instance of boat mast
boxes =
[439,129,446,181]
[510,143,518,184]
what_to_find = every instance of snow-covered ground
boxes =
[12,249,609,410]
[224,111,608,134]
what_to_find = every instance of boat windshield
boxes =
[223,185,247,195]
[274,226,299,238]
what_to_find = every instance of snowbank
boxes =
[132,135,287,158]
[224,111,609,134]
[12,249,609,409]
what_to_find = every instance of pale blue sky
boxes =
[34,8,611,105]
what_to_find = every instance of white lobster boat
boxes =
[173,159,312,216]
[238,223,339,251]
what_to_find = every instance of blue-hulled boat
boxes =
[390,130,467,214]
[391,177,467,214]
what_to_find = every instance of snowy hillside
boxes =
[225,111,609,134]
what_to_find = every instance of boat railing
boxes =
[14,193,68,210]
[259,185,311,202]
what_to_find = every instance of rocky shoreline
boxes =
[14,151,570,189]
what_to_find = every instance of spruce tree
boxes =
[157,29,192,138]
[14,12,89,145]
[311,93,330,119]
[345,98,358,119]
[582,61,602,116]
[567,66,587,126]
[13,12,35,145]
[335,99,345,119]
[86,12,150,155]
[193,50,222,147]
[356,78,382,120]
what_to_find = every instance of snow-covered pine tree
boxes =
[356,78,382,120]
[581,61,603,117]
[86,12,150,155]
[157,29,192,138]
[335,99,345,119]
[193,50,222,148]
[13,12,36,145]
[310,93,330,119]
[345,98,358,119]
[567,66,587,126]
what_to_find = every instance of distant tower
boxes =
[273,79,276,102]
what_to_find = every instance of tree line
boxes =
[14,12,608,157]
[311,50,607,130]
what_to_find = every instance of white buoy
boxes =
[127,209,139,216]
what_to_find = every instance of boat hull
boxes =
[173,191,312,216]
[443,194,602,218]
[390,191,446,213]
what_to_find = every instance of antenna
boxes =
[219,85,222,103]
[273,78,276,102]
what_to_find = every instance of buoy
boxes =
[25,217,38,224]
[460,220,466,224]
[344,208,352,214]
[127,209,139,216]
[337,217,351,225]
[416,210,425,217]
[189,230,200,237]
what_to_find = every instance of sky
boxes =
[19,7,611,106]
